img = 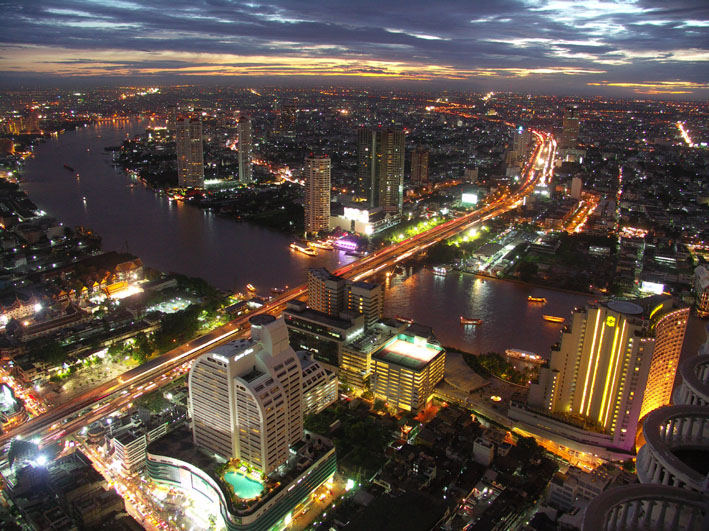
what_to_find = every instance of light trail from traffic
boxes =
[1,131,555,450]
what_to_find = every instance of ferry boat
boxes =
[505,349,544,364]
[395,315,414,324]
[290,243,318,256]
[271,287,286,295]
[460,316,483,325]
[246,284,256,293]
[307,240,334,251]
[527,296,547,303]
[542,315,565,323]
[63,164,75,172]
[433,266,447,276]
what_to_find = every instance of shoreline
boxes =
[451,266,596,298]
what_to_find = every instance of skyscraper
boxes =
[528,298,688,451]
[357,127,405,214]
[304,154,331,236]
[189,315,304,474]
[561,106,580,150]
[175,116,204,188]
[237,115,252,184]
[410,146,429,187]
[638,304,689,420]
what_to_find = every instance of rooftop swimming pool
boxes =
[223,470,264,500]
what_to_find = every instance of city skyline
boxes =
[0,1,707,98]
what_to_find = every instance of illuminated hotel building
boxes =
[371,334,445,411]
[176,115,204,188]
[237,115,253,184]
[527,297,688,452]
[346,280,384,329]
[638,304,689,420]
[304,155,331,236]
[189,315,337,474]
[410,146,429,186]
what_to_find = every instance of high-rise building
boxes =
[175,116,204,188]
[304,155,331,236]
[346,281,384,329]
[638,304,689,420]
[570,176,583,199]
[306,268,346,318]
[357,127,405,214]
[561,106,580,150]
[528,298,688,452]
[410,146,429,187]
[237,115,252,184]
[189,315,304,473]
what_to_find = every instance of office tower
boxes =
[306,268,345,317]
[638,304,689,420]
[189,315,304,473]
[347,281,384,329]
[561,106,580,149]
[237,115,252,184]
[529,298,688,451]
[304,154,331,236]
[410,146,429,186]
[175,115,204,188]
[357,127,405,213]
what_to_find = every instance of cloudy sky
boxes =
[1,0,707,97]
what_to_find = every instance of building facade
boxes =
[528,298,687,452]
[304,155,331,236]
[410,146,429,187]
[176,116,204,188]
[357,127,405,213]
[238,115,253,184]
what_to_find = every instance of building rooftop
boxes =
[373,335,444,370]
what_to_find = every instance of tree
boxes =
[31,339,66,366]
[373,399,386,412]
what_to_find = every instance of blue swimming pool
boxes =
[223,471,264,499]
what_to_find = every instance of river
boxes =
[20,120,707,358]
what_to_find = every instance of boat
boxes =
[528,296,547,303]
[246,284,256,293]
[271,287,286,294]
[395,315,414,324]
[543,315,565,323]
[307,240,334,250]
[433,266,447,276]
[505,349,544,364]
[63,164,75,172]
[290,243,318,256]
[460,316,483,325]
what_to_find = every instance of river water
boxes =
[21,120,707,358]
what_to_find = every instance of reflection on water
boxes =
[384,269,592,356]
[20,120,354,291]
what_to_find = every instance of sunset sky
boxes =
[1,1,707,97]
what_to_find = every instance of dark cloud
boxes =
[0,0,707,94]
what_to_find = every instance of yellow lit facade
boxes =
[370,335,445,411]
[639,306,689,420]
[530,301,653,451]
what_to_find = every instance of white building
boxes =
[189,314,334,474]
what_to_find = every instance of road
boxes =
[1,131,555,448]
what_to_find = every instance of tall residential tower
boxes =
[357,127,405,214]
[304,154,331,236]
[176,115,204,188]
[237,115,253,184]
